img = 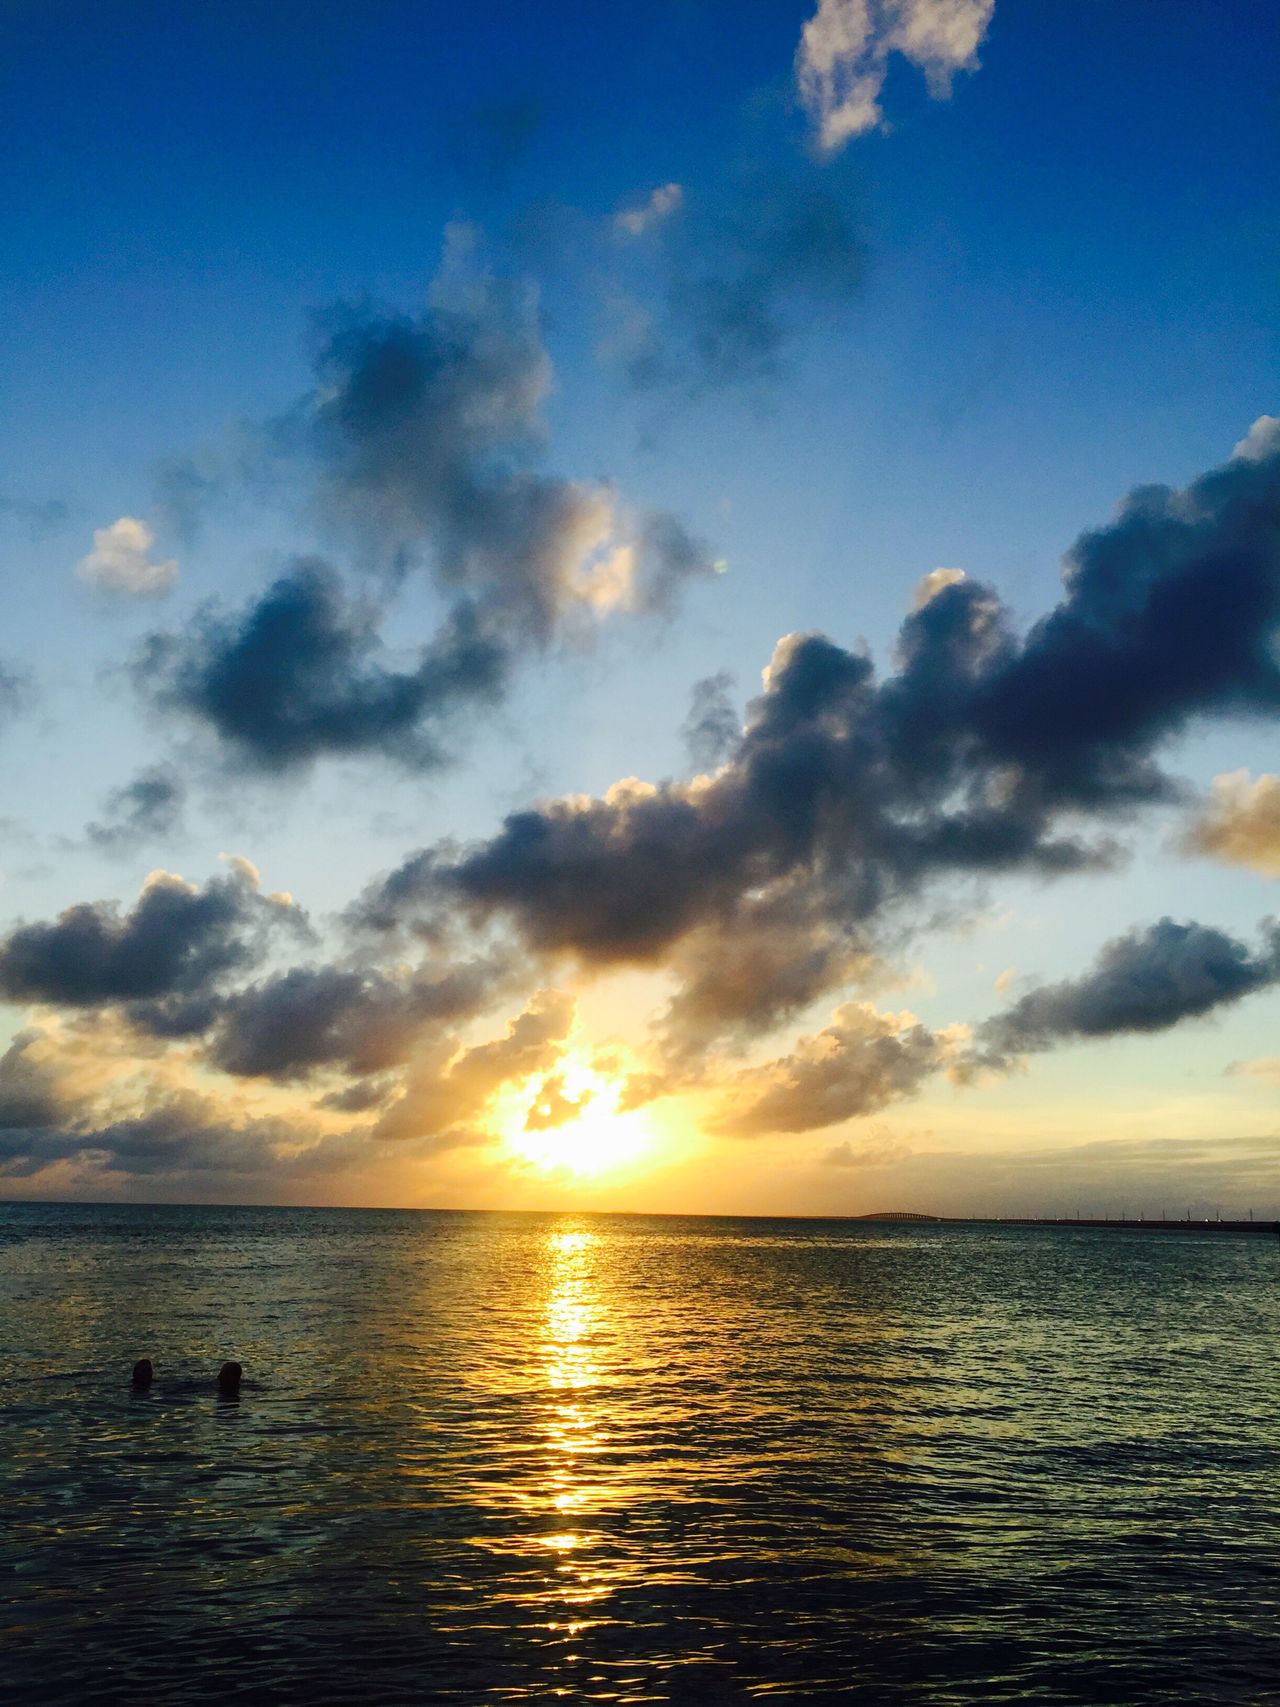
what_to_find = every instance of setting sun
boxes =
[495,1056,655,1177]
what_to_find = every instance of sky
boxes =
[1,0,1277,1216]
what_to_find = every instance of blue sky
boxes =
[1,0,1277,1212]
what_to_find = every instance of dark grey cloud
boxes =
[681,670,738,771]
[356,434,1280,1037]
[294,275,714,621]
[86,765,185,852]
[0,865,299,1014]
[615,168,868,397]
[658,888,879,1057]
[207,951,512,1082]
[0,1087,330,1184]
[317,1076,397,1114]
[135,560,510,772]
[0,1030,69,1133]
[135,270,714,772]
[979,918,1280,1062]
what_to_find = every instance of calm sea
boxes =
[1,1203,1277,1703]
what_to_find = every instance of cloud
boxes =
[374,988,574,1145]
[77,516,177,598]
[658,892,881,1056]
[523,1071,591,1131]
[86,765,185,852]
[822,1129,913,1167]
[291,257,714,621]
[135,559,511,773]
[356,429,1280,1041]
[0,1080,356,1187]
[680,671,738,771]
[615,183,684,238]
[207,951,512,1082]
[797,0,996,153]
[0,1029,72,1133]
[1230,1055,1280,1087]
[713,1001,964,1136]
[136,255,715,773]
[0,494,69,540]
[1181,770,1280,879]
[1233,414,1280,463]
[616,170,868,395]
[0,864,301,1022]
[912,566,966,609]
[0,661,31,730]
[978,917,1280,1061]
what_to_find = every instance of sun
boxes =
[495,1054,653,1178]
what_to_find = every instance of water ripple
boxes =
[1,1205,1277,1702]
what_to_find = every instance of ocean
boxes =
[2,1202,1277,1703]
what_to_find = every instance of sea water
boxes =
[1,1203,1277,1702]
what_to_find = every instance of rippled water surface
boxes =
[2,1204,1278,1703]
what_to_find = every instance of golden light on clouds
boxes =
[494,1053,658,1178]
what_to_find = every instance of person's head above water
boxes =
[217,1360,242,1395]
[131,1358,154,1387]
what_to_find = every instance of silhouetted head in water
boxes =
[131,1358,154,1387]
[217,1360,242,1396]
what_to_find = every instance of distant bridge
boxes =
[951,1216,1279,1236]
[854,1213,1277,1236]
[853,1211,942,1222]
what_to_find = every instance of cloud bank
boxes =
[359,431,1280,1040]
[2,428,1278,1188]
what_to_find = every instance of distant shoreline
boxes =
[4,1200,1278,1234]
[858,1213,1278,1235]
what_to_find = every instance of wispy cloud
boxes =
[86,765,185,854]
[611,170,867,395]
[615,182,683,238]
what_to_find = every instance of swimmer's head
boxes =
[217,1360,242,1395]
[131,1358,154,1387]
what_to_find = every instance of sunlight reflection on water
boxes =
[1,1204,1278,1702]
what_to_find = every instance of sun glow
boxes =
[495,1055,653,1177]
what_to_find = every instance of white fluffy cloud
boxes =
[1232,414,1280,463]
[77,516,177,598]
[797,0,996,153]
